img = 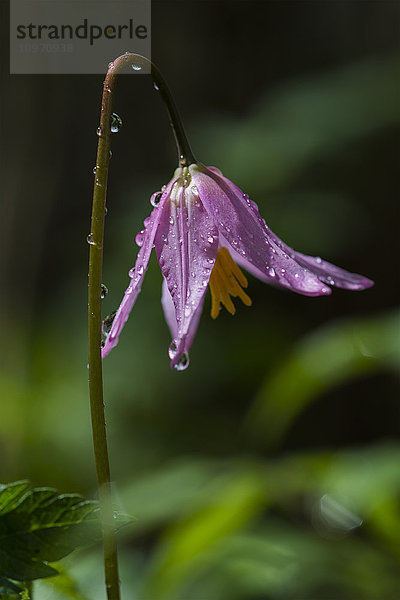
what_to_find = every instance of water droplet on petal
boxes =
[128,267,136,278]
[93,166,97,174]
[207,235,215,244]
[168,340,178,359]
[151,192,163,207]
[102,310,117,335]
[169,216,174,225]
[174,352,190,371]
[96,127,102,136]
[108,61,114,69]
[132,64,142,71]
[294,273,299,279]
[316,256,322,264]
[100,283,108,299]
[110,113,122,133]
[135,230,145,247]
[268,267,276,278]
[86,233,95,245]
[137,265,144,275]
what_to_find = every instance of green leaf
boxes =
[0,482,102,584]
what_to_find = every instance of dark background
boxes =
[1,2,399,599]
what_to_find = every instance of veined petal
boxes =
[281,251,374,290]
[206,166,373,292]
[101,179,176,358]
[193,165,330,296]
[155,175,218,369]
[161,277,205,369]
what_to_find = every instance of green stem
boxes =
[88,53,192,600]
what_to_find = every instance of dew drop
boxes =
[174,352,190,371]
[93,166,97,174]
[102,310,117,336]
[268,267,276,278]
[108,61,114,69]
[207,235,215,244]
[86,233,95,245]
[132,64,142,71]
[110,113,122,133]
[128,267,136,278]
[168,340,178,359]
[135,230,145,247]
[169,216,174,225]
[151,192,163,207]
[294,273,299,279]
[100,283,108,299]
[137,265,144,275]
[316,256,322,264]
[153,82,160,91]
[96,127,102,136]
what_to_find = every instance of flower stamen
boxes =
[209,247,252,319]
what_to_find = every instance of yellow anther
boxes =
[209,247,252,319]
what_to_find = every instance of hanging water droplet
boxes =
[93,166,97,174]
[132,64,142,71]
[100,283,108,299]
[174,352,190,371]
[151,192,163,207]
[135,230,145,247]
[128,266,136,278]
[102,310,117,336]
[86,233,95,245]
[168,340,178,359]
[110,113,122,133]
[96,127,102,136]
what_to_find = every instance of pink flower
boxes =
[102,164,373,370]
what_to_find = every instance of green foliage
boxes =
[247,309,400,446]
[0,481,102,593]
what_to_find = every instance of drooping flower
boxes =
[101,164,373,370]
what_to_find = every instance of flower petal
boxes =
[155,181,218,369]
[193,165,331,296]
[101,180,176,359]
[161,277,205,368]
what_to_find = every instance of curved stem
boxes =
[88,53,193,600]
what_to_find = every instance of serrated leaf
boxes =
[0,482,102,583]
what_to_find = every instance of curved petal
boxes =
[193,165,331,296]
[155,181,218,369]
[101,180,176,358]
[161,277,205,369]
[207,166,373,292]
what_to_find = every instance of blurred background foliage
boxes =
[1,1,399,598]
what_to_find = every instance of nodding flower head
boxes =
[101,163,373,371]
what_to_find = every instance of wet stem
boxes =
[88,52,194,599]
